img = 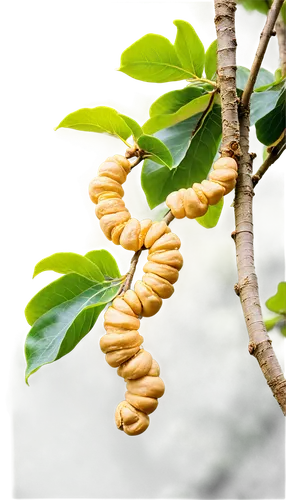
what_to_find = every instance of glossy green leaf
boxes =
[55,106,131,143]
[85,249,121,279]
[205,40,217,80]
[236,66,274,91]
[265,282,286,314]
[255,87,286,145]
[33,252,104,282]
[250,84,282,125]
[143,93,211,134]
[141,104,222,208]
[262,145,268,161]
[236,0,269,15]
[196,198,224,228]
[147,85,206,119]
[119,114,143,140]
[275,68,282,81]
[264,315,284,332]
[119,34,193,83]
[25,278,123,383]
[25,273,100,326]
[173,20,205,78]
[137,135,173,168]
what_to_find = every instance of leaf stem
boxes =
[241,0,285,108]
[187,76,217,87]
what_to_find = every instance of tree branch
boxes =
[234,0,286,416]
[241,0,285,108]
[275,13,286,77]
[252,135,286,187]
[214,0,240,156]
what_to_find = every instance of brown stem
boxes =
[252,135,286,187]
[241,0,285,108]
[214,0,240,157]
[275,13,286,77]
[119,249,142,295]
[235,105,286,414]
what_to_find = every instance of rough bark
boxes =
[214,0,240,156]
[275,13,286,77]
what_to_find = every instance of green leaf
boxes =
[236,66,274,91]
[55,106,132,143]
[275,68,282,81]
[119,114,143,140]
[143,93,211,134]
[265,282,286,314]
[262,145,268,161]
[33,252,104,282]
[85,249,121,279]
[255,87,286,145]
[205,40,217,80]
[141,104,222,208]
[119,34,193,83]
[196,198,224,228]
[236,0,269,15]
[280,324,286,337]
[264,315,285,332]
[250,83,282,125]
[25,273,99,326]
[173,20,205,78]
[25,278,123,383]
[147,85,206,119]
[137,135,173,168]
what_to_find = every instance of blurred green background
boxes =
[7,165,285,500]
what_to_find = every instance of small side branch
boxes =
[252,135,286,187]
[120,249,142,294]
[242,0,285,108]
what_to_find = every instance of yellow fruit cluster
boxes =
[166,157,238,218]
[100,234,182,435]
[89,153,237,435]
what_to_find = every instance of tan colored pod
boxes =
[95,198,127,219]
[115,401,149,435]
[143,261,179,284]
[112,155,132,173]
[98,161,127,184]
[213,157,238,171]
[149,232,181,254]
[166,190,186,219]
[112,297,137,317]
[100,211,131,240]
[117,349,153,380]
[106,345,141,368]
[126,375,165,399]
[89,176,124,204]
[148,249,183,271]
[138,219,153,248]
[123,289,143,316]
[201,180,225,205]
[125,391,158,415]
[144,221,170,248]
[143,272,174,299]
[120,218,141,251]
[183,188,208,218]
[148,359,160,376]
[104,306,140,331]
[98,192,122,202]
[100,331,143,354]
[111,222,128,245]
[192,183,209,205]
[209,169,238,194]
[134,280,162,317]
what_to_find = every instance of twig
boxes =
[234,0,286,416]
[275,13,286,76]
[241,0,285,108]
[214,0,240,157]
[252,135,286,187]
[119,249,142,295]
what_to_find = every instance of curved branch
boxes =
[215,0,286,414]
[252,135,286,187]
[241,0,285,108]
